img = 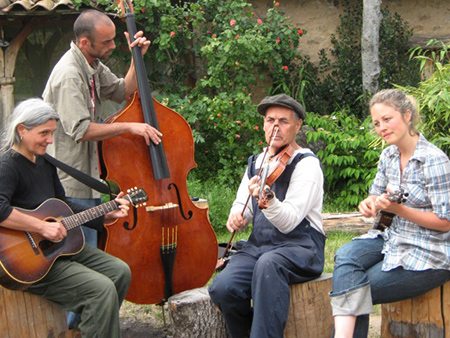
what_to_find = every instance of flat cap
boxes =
[257,94,306,120]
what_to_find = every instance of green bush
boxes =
[70,0,435,211]
[406,67,450,156]
[305,110,382,210]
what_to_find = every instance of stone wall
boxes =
[252,0,450,64]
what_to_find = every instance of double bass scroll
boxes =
[101,0,218,305]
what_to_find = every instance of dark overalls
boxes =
[209,153,326,338]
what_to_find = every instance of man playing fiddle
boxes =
[209,94,326,338]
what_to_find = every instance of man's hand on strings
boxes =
[124,30,151,55]
[126,122,162,145]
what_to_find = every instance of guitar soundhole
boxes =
[39,239,65,256]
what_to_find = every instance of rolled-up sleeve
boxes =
[424,154,450,220]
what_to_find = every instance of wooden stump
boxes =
[285,273,333,338]
[168,287,228,338]
[0,285,79,338]
[381,280,450,338]
[167,274,333,338]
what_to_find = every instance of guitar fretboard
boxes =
[61,200,119,230]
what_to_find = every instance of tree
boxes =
[361,0,381,95]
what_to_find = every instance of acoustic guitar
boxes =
[0,188,147,290]
[372,190,408,232]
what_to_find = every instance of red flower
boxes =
[275,37,281,44]
[230,19,236,27]
[170,31,176,38]
[282,65,289,71]
[257,18,263,25]
[274,1,280,7]
[297,28,304,36]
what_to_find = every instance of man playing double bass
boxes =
[42,9,161,328]
[209,94,326,338]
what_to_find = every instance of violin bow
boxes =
[219,126,279,261]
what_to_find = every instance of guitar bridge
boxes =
[25,232,40,255]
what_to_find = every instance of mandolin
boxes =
[372,190,407,232]
[0,188,147,290]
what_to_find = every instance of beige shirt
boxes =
[43,42,126,198]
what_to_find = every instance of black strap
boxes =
[43,153,111,195]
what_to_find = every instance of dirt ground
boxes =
[119,301,382,338]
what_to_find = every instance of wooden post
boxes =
[381,280,450,338]
[0,286,79,338]
[284,273,333,338]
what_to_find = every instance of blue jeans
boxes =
[65,197,101,329]
[330,236,450,338]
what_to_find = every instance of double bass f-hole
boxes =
[100,0,218,305]
[168,183,193,220]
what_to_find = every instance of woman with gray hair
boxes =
[330,89,450,338]
[0,98,132,337]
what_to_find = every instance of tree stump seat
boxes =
[0,285,79,338]
[381,280,450,338]
[167,273,333,338]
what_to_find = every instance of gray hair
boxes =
[369,88,420,136]
[1,98,59,153]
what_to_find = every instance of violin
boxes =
[257,144,295,209]
[216,127,295,270]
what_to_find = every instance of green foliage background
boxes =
[71,0,448,230]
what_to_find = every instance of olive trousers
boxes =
[28,244,131,338]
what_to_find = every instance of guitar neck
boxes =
[61,200,118,230]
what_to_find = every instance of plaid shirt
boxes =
[368,134,450,271]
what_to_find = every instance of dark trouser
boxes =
[209,242,324,338]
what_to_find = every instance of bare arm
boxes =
[80,121,162,145]
[360,194,450,232]
[389,203,450,232]
[1,209,67,242]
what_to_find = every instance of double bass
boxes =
[101,0,218,305]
